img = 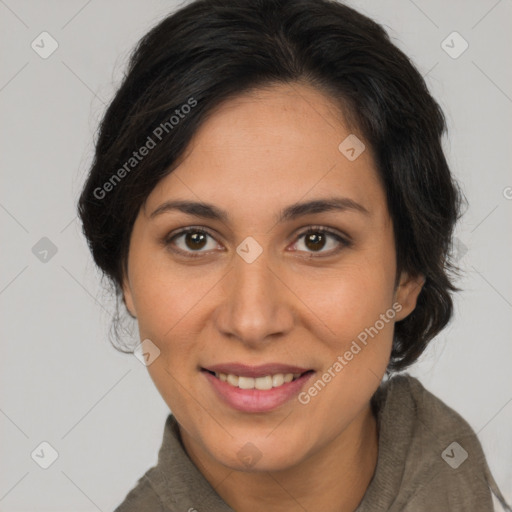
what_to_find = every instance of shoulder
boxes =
[361,374,495,512]
[376,373,478,438]
[113,472,168,512]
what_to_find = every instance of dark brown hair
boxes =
[78,0,464,371]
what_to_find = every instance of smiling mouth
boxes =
[202,369,314,390]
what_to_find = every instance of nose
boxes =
[213,246,295,348]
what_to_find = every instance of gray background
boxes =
[1,0,511,510]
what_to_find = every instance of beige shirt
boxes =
[113,374,510,511]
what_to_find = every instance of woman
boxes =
[78,0,511,510]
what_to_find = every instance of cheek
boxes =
[300,242,397,393]
[128,253,203,338]
[296,254,396,343]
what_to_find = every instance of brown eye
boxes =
[304,232,327,251]
[165,227,220,257]
[183,231,208,250]
[293,227,351,256]
[164,225,350,259]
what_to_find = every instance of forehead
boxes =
[144,83,386,224]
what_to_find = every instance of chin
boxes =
[206,430,310,473]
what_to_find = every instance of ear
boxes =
[393,271,425,322]
[121,277,137,319]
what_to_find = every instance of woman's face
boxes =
[123,83,423,472]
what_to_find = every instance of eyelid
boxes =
[163,225,223,258]
[163,224,352,258]
[291,225,352,254]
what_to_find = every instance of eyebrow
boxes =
[149,197,370,223]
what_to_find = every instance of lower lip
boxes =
[202,370,314,413]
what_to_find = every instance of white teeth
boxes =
[215,372,302,390]
[255,375,273,390]
[272,374,284,387]
[238,376,254,389]
[227,374,239,387]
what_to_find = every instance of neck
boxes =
[181,403,379,512]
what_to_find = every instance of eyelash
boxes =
[164,225,352,259]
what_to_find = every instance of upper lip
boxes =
[202,363,312,378]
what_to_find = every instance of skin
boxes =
[122,82,424,512]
